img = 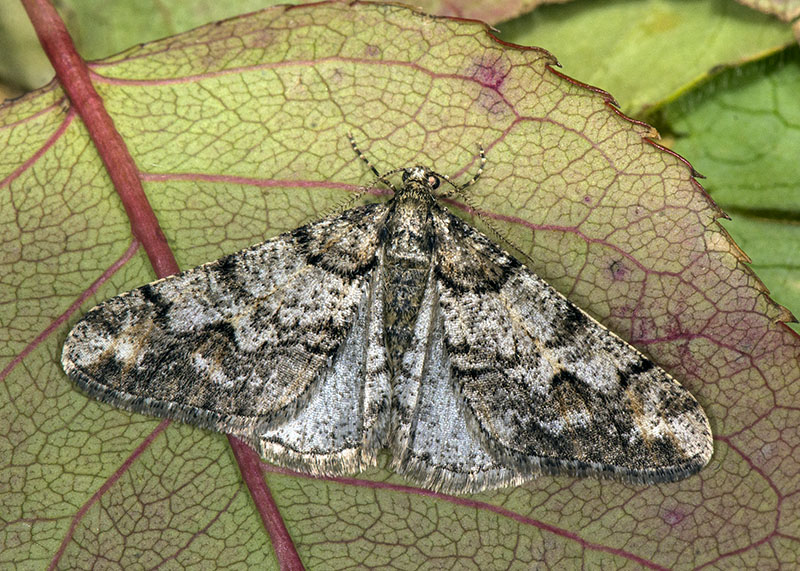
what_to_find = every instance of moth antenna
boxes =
[348,132,398,192]
[439,143,486,199]
[457,143,485,191]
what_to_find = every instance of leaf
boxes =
[391,0,557,23]
[659,49,800,329]
[0,0,292,91]
[1,2,797,568]
[499,0,795,115]
[0,0,552,93]
[734,0,800,22]
[0,1,59,90]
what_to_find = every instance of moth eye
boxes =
[402,170,410,183]
[428,175,440,189]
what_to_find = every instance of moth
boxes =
[62,138,713,494]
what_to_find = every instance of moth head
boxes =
[402,166,442,190]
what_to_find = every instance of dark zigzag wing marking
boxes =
[62,203,388,440]
[431,207,713,485]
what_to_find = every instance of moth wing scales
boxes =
[430,207,713,488]
[257,257,390,474]
[62,204,391,469]
[389,269,524,493]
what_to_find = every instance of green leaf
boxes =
[499,0,794,115]
[1,2,797,568]
[0,0,290,91]
[734,0,800,22]
[0,0,549,93]
[660,48,800,331]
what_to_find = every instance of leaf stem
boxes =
[22,0,302,567]
[230,439,305,570]
[21,0,177,277]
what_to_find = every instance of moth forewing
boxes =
[62,144,712,493]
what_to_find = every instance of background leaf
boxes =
[499,0,794,116]
[734,0,800,22]
[658,49,800,327]
[1,1,798,569]
[0,0,286,90]
[0,0,557,93]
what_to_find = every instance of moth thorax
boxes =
[382,197,435,266]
